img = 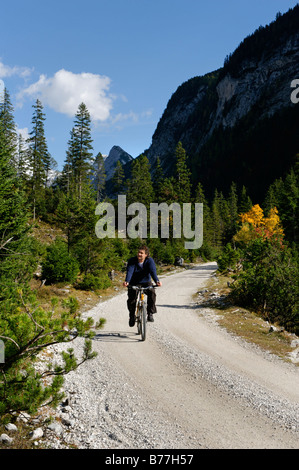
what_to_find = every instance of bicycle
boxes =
[128,286,157,341]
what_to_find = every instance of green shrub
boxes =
[42,238,80,283]
[0,286,98,418]
[198,241,221,262]
[147,238,166,263]
[162,241,175,264]
[77,273,112,291]
[61,296,80,315]
[217,243,242,272]
[230,238,299,333]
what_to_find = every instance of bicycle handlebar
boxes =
[127,285,159,291]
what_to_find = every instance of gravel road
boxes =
[48,263,299,449]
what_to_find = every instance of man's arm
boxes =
[123,258,135,286]
[148,258,162,286]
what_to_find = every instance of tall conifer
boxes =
[126,155,154,208]
[152,156,164,202]
[27,99,51,218]
[227,182,239,240]
[111,160,125,195]
[72,103,93,198]
[174,142,191,203]
[0,121,32,283]
[0,87,18,163]
[94,152,106,202]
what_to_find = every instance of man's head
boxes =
[137,245,149,263]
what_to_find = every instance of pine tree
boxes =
[174,142,191,203]
[194,181,207,205]
[282,166,298,243]
[211,189,226,249]
[0,98,98,419]
[195,181,213,250]
[71,183,100,275]
[94,152,106,202]
[226,182,239,240]
[27,99,51,218]
[126,155,154,208]
[239,185,252,213]
[55,192,79,252]
[152,156,164,202]
[16,133,30,181]
[72,103,93,198]
[56,180,101,275]
[0,126,30,282]
[0,87,18,162]
[125,155,154,239]
[61,127,76,194]
[158,176,177,204]
[264,164,298,244]
[111,160,125,194]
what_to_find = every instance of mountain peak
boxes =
[104,146,133,180]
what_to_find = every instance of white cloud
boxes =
[0,61,32,79]
[0,79,4,99]
[17,126,30,142]
[18,69,114,121]
[110,108,153,126]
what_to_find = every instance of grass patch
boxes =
[217,306,294,359]
[29,219,66,246]
[30,270,126,316]
[194,271,298,364]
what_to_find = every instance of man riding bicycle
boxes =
[123,245,162,326]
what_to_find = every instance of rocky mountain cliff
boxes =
[103,145,133,180]
[144,5,299,201]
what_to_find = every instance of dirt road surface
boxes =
[61,263,299,449]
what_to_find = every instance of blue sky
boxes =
[0,0,298,170]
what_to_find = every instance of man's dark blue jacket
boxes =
[125,256,159,286]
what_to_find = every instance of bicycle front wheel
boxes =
[140,303,146,341]
[137,308,141,335]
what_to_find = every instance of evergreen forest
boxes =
[0,89,298,418]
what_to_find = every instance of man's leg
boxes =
[146,286,157,322]
[127,288,137,326]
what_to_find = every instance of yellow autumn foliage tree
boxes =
[234,204,284,244]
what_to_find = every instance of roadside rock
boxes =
[0,433,13,444]
[47,422,64,436]
[5,423,18,433]
[288,348,299,364]
[29,427,44,440]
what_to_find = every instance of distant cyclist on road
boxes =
[123,245,162,326]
